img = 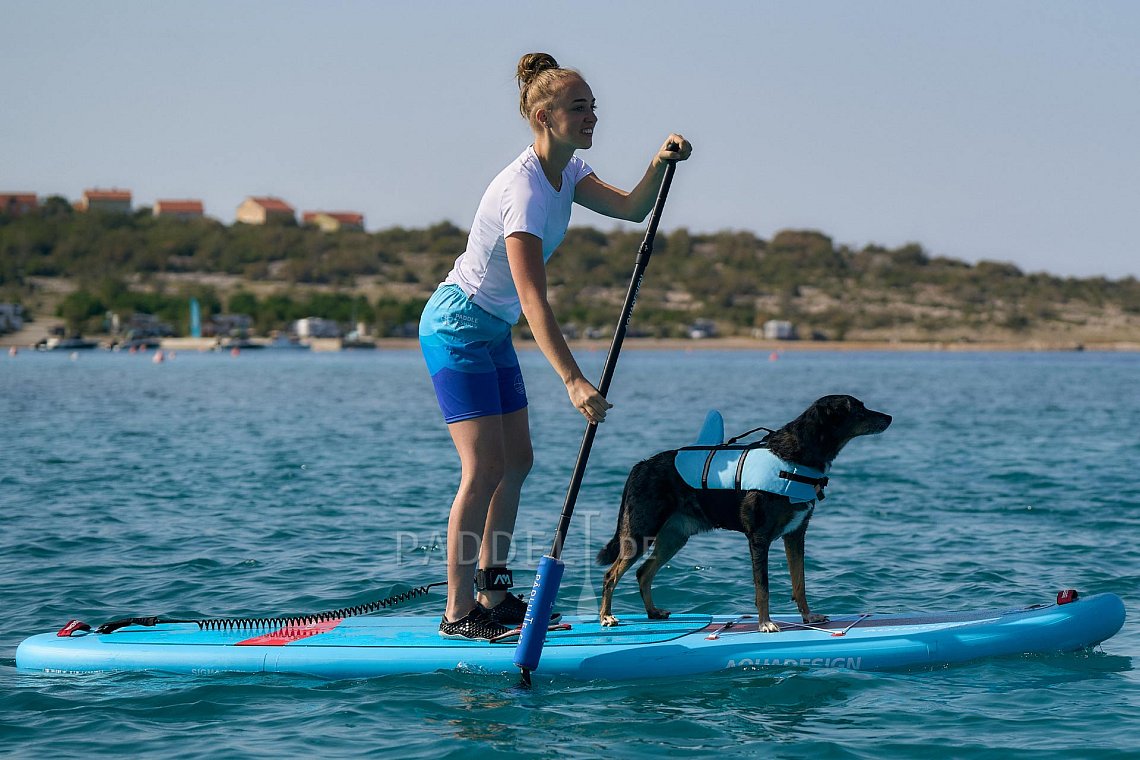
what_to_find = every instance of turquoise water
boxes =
[2,348,1137,758]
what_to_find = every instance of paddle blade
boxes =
[513,555,565,671]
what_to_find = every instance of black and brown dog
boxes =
[597,395,891,631]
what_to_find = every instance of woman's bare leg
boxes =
[477,407,533,609]
[443,414,507,622]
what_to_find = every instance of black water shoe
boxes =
[438,605,512,641]
[483,593,561,626]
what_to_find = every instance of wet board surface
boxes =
[16,593,1125,680]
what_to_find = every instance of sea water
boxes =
[2,349,1137,758]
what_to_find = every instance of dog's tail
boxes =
[595,474,634,565]
[596,536,620,566]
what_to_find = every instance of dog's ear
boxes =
[817,394,853,421]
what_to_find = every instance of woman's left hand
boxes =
[566,376,612,424]
[656,134,693,165]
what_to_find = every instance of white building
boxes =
[79,188,132,214]
[763,320,797,340]
[236,196,295,225]
[294,317,340,339]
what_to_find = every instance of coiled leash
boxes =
[82,581,449,635]
[76,566,544,636]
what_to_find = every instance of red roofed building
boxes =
[79,188,132,213]
[236,196,295,225]
[0,193,38,217]
[302,211,365,232]
[154,199,205,220]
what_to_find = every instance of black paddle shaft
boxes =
[549,150,679,559]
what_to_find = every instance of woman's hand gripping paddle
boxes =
[513,145,681,685]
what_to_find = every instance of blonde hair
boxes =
[516,52,581,128]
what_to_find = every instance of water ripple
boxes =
[2,350,1137,758]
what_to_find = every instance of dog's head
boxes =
[768,395,892,467]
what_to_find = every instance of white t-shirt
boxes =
[444,146,593,324]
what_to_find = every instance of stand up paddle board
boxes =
[16,591,1124,680]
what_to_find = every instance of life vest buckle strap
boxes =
[779,470,829,500]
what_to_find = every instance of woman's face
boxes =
[540,76,597,150]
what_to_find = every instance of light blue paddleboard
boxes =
[16,592,1124,680]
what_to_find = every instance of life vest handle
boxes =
[724,425,776,445]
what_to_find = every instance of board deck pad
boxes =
[16,593,1125,680]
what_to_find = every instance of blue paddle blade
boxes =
[513,555,565,671]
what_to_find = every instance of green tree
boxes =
[228,290,259,315]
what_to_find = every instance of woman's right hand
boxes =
[567,376,612,424]
[655,134,693,165]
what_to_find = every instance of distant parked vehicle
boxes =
[264,333,310,350]
[37,336,98,351]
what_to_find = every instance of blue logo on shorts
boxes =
[513,373,526,397]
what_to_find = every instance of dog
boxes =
[597,394,891,631]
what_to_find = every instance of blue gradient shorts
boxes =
[419,284,527,423]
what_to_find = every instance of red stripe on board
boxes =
[235,618,344,646]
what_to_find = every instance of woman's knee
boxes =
[505,445,533,481]
[459,458,507,496]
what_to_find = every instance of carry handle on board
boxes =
[514,143,681,682]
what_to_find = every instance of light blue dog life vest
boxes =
[674,410,829,502]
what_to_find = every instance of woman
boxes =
[419,52,692,639]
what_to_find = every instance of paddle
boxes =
[513,143,681,684]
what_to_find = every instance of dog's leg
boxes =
[634,516,690,620]
[747,534,780,633]
[599,537,650,627]
[783,524,827,625]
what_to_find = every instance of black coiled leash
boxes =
[91,581,447,635]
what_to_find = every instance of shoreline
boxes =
[552,337,1140,353]
[203,336,1140,353]
[3,332,1137,354]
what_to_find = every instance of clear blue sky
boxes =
[4,1,1138,278]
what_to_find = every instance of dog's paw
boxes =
[600,614,620,627]
[759,620,781,633]
[804,613,829,624]
[647,607,671,620]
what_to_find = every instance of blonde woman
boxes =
[420,52,692,639]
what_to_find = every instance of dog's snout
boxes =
[857,408,892,434]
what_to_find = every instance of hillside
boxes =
[2,200,1139,346]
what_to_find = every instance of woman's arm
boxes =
[506,231,612,424]
[574,133,692,222]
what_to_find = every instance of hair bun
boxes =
[517,52,560,89]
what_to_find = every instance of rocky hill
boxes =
[2,202,1138,346]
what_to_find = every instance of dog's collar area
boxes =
[778,469,829,501]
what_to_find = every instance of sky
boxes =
[3,1,1138,279]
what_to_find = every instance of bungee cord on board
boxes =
[91,581,449,634]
